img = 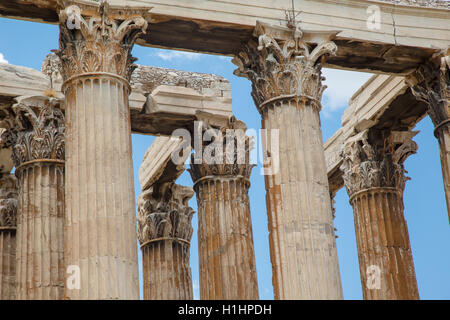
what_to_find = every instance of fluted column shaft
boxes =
[194,177,258,300]
[56,2,149,299]
[189,117,258,300]
[0,230,15,300]
[0,96,66,300]
[350,188,418,299]
[16,162,65,300]
[233,22,343,299]
[0,174,18,300]
[142,240,192,300]
[341,129,420,299]
[435,125,450,220]
[262,99,342,299]
[63,76,138,299]
[408,55,449,222]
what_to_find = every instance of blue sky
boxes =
[0,17,449,300]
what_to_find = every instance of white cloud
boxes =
[0,53,8,64]
[153,49,232,62]
[321,68,373,114]
[154,50,203,61]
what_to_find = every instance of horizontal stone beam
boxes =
[139,136,189,191]
[0,0,448,74]
[0,61,232,136]
[324,73,428,194]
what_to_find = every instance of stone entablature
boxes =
[371,0,449,8]
[0,59,232,140]
[1,0,448,75]
[0,57,232,135]
[138,136,189,191]
[132,65,230,97]
[41,53,232,105]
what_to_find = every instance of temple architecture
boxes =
[0,0,448,300]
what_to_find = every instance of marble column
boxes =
[233,22,342,299]
[408,55,450,223]
[1,96,65,300]
[0,174,18,300]
[189,118,259,300]
[341,130,420,300]
[55,2,149,299]
[137,183,195,300]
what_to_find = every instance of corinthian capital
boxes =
[340,130,418,198]
[0,96,65,168]
[188,115,254,184]
[0,174,18,230]
[232,22,337,113]
[54,0,150,82]
[137,183,195,246]
[407,53,449,136]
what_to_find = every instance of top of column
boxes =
[188,115,254,185]
[340,129,419,198]
[232,21,338,114]
[0,96,65,169]
[407,52,449,136]
[54,0,151,85]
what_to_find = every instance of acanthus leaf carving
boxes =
[137,183,195,246]
[407,54,450,134]
[0,96,65,168]
[341,130,419,197]
[188,116,255,184]
[232,22,337,113]
[54,1,150,82]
